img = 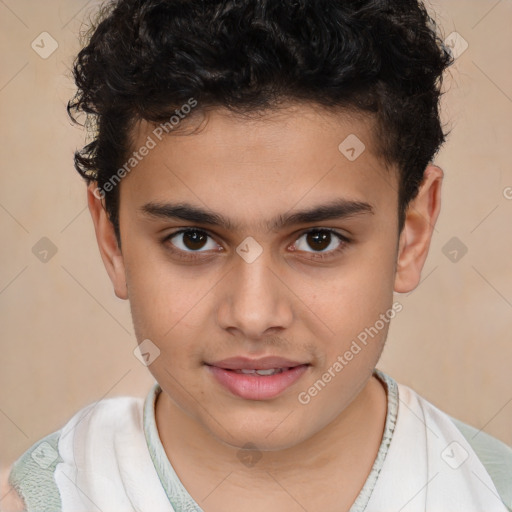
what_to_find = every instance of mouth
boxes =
[226,367,294,376]
[205,359,310,400]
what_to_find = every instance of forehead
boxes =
[120,104,398,230]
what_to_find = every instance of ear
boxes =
[87,183,128,300]
[394,165,443,293]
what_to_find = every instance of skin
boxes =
[83,103,442,512]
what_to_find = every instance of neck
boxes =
[154,373,388,509]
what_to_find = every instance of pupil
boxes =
[307,231,330,251]
[184,230,207,250]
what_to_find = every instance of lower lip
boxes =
[206,364,309,400]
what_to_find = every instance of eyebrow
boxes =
[139,198,374,232]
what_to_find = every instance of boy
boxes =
[3,0,512,510]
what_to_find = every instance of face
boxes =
[88,103,442,451]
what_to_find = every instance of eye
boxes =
[165,229,220,255]
[162,227,351,262]
[292,229,350,258]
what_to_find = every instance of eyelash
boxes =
[161,228,351,262]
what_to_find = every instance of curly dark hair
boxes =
[68,0,454,248]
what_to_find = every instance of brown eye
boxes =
[167,229,219,253]
[305,231,331,251]
[182,230,208,250]
[295,229,345,254]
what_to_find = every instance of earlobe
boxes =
[394,165,443,294]
[87,184,128,300]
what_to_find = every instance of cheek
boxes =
[125,221,397,348]
[125,251,221,361]
[124,250,175,344]
[295,242,397,341]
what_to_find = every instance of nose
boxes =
[216,249,294,341]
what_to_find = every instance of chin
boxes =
[224,435,303,453]
[206,416,312,453]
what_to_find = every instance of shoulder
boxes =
[398,381,512,511]
[448,415,512,511]
[6,428,63,512]
[6,394,145,512]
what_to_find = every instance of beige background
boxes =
[1,0,511,471]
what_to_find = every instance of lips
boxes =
[232,368,286,375]
[206,356,306,371]
[205,356,310,400]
